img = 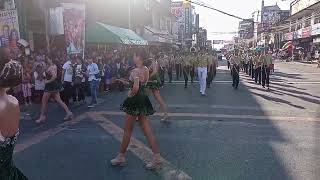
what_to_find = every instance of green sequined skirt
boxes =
[44,79,62,93]
[0,146,28,180]
[0,165,28,180]
[120,90,155,116]
[146,75,161,90]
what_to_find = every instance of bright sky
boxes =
[173,0,292,41]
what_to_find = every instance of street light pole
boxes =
[128,0,132,30]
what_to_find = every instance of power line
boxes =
[185,0,245,20]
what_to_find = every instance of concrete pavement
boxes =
[14,60,320,180]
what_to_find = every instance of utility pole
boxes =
[128,0,132,30]
[44,3,50,53]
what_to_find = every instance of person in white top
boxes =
[87,57,100,108]
[61,57,75,106]
[33,64,46,103]
[73,57,86,103]
[315,50,320,68]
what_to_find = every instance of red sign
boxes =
[302,26,311,38]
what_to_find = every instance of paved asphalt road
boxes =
[15,60,320,180]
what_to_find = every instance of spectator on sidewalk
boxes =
[315,50,320,68]
[73,57,86,104]
[33,64,45,103]
[61,56,75,106]
[21,65,32,105]
[87,57,100,108]
[104,61,112,92]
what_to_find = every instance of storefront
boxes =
[311,23,320,51]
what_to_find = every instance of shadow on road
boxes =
[144,67,295,180]
[273,72,305,80]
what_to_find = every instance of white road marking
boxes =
[95,111,320,122]
[15,113,87,154]
[166,104,318,113]
[88,112,192,180]
[167,79,320,85]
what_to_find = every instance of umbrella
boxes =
[282,41,293,50]
[17,39,29,47]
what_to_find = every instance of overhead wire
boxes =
[184,0,245,20]
[185,0,320,36]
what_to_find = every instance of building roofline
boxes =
[287,1,320,21]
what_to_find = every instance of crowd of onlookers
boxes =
[276,47,320,65]
[9,48,138,107]
[10,46,320,107]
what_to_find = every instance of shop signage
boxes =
[171,2,185,42]
[293,31,299,39]
[62,3,85,55]
[284,32,293,41]
[184,6,191,39]
[312,23,320,36]
[302,26,311,38]
[297,29,303,39]
[0,9,20,52]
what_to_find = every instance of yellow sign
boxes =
[183,0,191,8]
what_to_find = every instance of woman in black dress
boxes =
[35,57,73,123]
[111,49,162,170]
[145,57,168,122]
[0,47,28,180]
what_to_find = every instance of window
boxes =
[144,0,150,11]
[304,20,311,27]
[297,18,302,30]
[167,19,172,33]
[315,17,320,24]
[283,28,289,34]
[0,0,15,10]
[291,20,296,32]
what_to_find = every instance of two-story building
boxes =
[15,0,176,51]
[258,0,290,49]
[281,0,320,52]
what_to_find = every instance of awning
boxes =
[86,22,148,45]
[143,26,174,44]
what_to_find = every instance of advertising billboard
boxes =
[184,6,191,40]
[0,9,20,54]
[312,23,320,35]
[238,19,254,39]
[283,32,293,41]
[302,26,311,38]
[171,2,185,42]
[62,3,85,55]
